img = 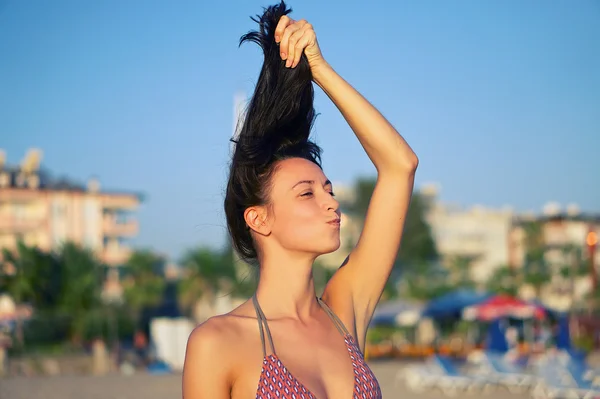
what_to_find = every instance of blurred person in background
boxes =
[182,2,417,398]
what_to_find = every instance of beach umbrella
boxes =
[463,295,545,321]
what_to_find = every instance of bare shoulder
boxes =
[185,305,253,363]
[186,315,235,356]
[183,310,251,399]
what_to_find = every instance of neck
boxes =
[255,248,320,320]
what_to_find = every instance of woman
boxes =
[182,2,417,398]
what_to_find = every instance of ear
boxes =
[244,205,271,236]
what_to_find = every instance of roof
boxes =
[513,213,600,224]
[0,165,143,200]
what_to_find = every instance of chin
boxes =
[318,239,341,255]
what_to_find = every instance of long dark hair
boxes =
[224,1,322,263]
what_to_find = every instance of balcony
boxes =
[0,214,45,232]
[102,216,138,237]
[101,247,132,266]
[100,194,140,211]
[0,188,41,202]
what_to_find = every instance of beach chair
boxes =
[475,351,538,393]
[399,355,493,396]
[531,359,600,399]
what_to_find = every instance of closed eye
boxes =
[300,192,313,197]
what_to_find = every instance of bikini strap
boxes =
[252,295,277,357]
[317,297,351,337]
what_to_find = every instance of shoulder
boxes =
[185,311,250,364]
[183,314,243,398]
[186,315,232,355]
[183,299,258,370]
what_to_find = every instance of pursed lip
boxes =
[327,217,341,225]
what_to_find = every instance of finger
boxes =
[289,32,309,68]
[292,25,314,68]
[274,15,292,44]
[279,23,300,61]
[285,21,308,65]
[286,29,305,67]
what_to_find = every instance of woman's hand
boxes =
[274,16,327,73]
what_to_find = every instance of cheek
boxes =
[291,201,320,221]
[274,202,321,236]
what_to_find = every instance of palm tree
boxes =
[178,246,237,322]
[121,250,167,327]
[0,242,37,304]
[0,241,39,345]
[55,242,105,343]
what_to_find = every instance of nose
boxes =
[325,193,339,213]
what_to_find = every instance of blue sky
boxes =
[1,0,599,260]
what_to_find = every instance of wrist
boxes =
[310,60,334,85]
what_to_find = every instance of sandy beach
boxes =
[1,359,531,399]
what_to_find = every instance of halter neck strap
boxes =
[252,295,277,357]
[317,297,351,336]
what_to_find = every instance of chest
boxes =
[232,331,379,399]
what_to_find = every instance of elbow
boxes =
[394,150,419,175]
[392,136,418,173]
[379,151,418,177]
[405,152,419,172]
[376,137,418,175]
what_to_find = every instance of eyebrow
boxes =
[292,179,332,190]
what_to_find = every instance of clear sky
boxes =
[1,0,599,260]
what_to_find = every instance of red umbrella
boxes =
[463,295,545,321]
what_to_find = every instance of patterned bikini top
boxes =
[252,295,382,399]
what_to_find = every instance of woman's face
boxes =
[262,157,341,257]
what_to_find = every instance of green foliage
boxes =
[231,268,259,299]
[485,265,519,297]
[559,245,589,277]
[55,243,104,314]
[573,334,594,353]
[1,241,166,349]
[1,241,60,307]
[396,193,438,269]
[366,325,396,344]
[122,250,167,320]
[177,244,239,315]
[520,221,551,296]
[344,177,439,300]
[402,270,454,300]
[348,178,438,269]
[447,255,477,290]
[1,241,107,346]
[344,177,376,219]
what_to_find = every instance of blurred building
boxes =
[421,183,514,284]
[508,202,600,310]
[0,148,142,293]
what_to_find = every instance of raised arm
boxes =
[275,15,418,349]
[314,63,417,345]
